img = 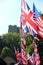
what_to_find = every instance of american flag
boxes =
[33,4,43,38]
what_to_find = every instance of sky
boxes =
[0,0,43,35]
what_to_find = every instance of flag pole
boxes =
[20,0,28,64]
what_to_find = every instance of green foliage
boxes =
[26,45,34,55]
[40,12,43,18]
[25,34,34,55]
[0,32,20,60]
[41,14,43,18]
[25,34,34,46]
[2,32,20,49]
[0,47,15,59]
[0,36,6,54]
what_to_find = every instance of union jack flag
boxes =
[21,0,39,38]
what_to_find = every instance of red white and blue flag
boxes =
[21,0,39,38]
[33,4,43,38]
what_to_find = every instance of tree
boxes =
[0,47,16,60]
[0,33,20,62]
[40,12,43,19]
[2,32,20,50]
[0,36,6,54]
